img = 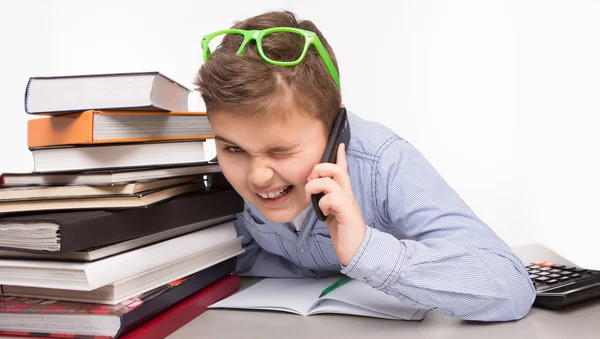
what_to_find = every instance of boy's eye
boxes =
[224,146,243,153]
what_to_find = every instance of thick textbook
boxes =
[0,221,239,291]
[1,237,242,305]
[27,110,213,148]
[0,215,235,262]
[30,140,207,173]
[25,72,190,115]
[0,188,243,253]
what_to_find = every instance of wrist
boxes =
[341,227,406,289]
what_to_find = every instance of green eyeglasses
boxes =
[201,27,340,90]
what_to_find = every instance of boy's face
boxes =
[209,102,328,223]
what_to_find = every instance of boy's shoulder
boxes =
[346,110,405,160]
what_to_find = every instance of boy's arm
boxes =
[233,214,322,278]
[340,137,536,321]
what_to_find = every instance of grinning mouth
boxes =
[256,185,293,199]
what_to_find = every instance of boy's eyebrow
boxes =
[214,135,300,153]
[214,135,236,144]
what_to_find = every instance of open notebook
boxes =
[209,276,427,320]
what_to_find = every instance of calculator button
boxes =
[552,265,566,269]
[535,276,550,282]
[571,273,582,278]
[546,279,559,285]
[548,274,561,279]
[549,269,562,273]
[560,271,573,275]
[529,270,541,274]
[539,267,553,271]
[573,268,587,273]
[529,274,539,279]
[558,276,570,281]
[537,272,550,276]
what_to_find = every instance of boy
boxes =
[195,10,535,321]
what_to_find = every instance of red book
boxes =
[0,273,239,339]
[120,274,238,338]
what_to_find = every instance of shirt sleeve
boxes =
[340,137,536,321]
[233,213,322,278]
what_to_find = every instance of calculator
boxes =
[526,261,600,309]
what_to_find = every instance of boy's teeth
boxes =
[258,186,289,199]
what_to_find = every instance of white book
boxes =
[0,221,238,291]
[209,277,428,320]
[31,141,206,173]
[1,237,242,305]
[25,72,190,114]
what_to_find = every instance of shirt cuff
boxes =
[340,226,407,289]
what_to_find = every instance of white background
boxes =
[1,0,599,268]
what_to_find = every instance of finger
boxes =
[304,177,342,202]
[317,191,344,218]
[306,163,340,181]
[336,143,348,170]
[306,162,351,191]
[318,191,350,223]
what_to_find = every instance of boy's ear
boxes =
[340,103,345,108]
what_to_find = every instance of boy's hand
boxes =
[305,144,366,266]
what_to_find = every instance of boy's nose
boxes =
[248,161,275,189]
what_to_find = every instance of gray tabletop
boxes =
[168,244,600,339]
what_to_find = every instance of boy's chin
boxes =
[258,204,309,224]
[260,209,297,223]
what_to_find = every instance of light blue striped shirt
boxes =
[233,111,536,321]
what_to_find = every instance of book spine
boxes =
[24,78,33,114]
[27,112,94,148]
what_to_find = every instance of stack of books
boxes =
[0,72,244,338]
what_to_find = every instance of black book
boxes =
[0,188,243,253]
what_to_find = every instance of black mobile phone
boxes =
[311,107,351,221]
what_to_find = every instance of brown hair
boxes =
[194,10,341,131]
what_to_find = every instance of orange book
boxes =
[28,110,213,148]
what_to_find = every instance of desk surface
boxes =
[168,244,600,339]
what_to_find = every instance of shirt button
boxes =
[300,248,305,252]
